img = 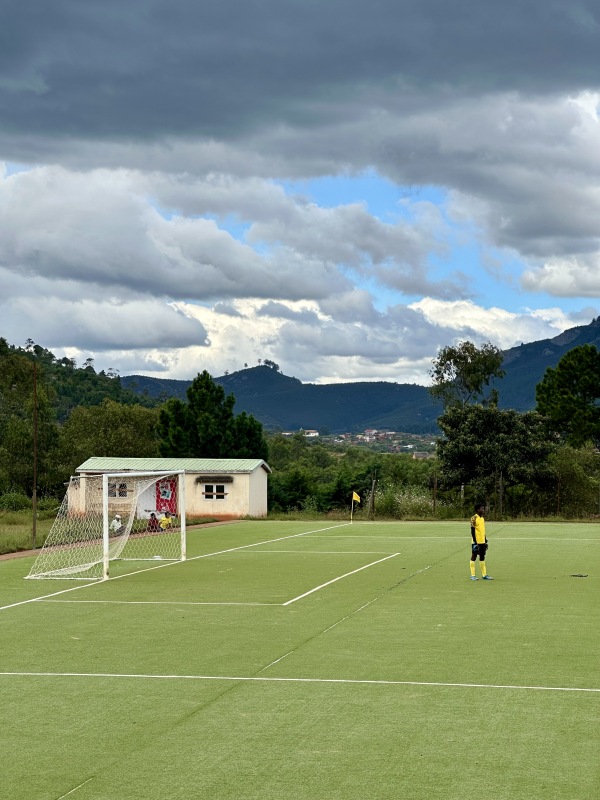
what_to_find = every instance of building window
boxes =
[108,482,128,498]
[204,484,227,500]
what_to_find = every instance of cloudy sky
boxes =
[2,0,600,386]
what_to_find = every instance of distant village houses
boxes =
[277,428,436,456]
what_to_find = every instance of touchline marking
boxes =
[282,553,401,605]
[309,535,600,542]
[1,671,597,694]
[0,522,352,613]
[43,600,279,606]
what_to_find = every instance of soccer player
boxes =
[469,503,493,581]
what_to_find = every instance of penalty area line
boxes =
[56,777,94,800]
[282,553,401,605]
[0,522,352,614]
[0,671,598,694]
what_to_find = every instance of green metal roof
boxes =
[76,457,271,474]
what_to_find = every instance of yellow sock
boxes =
[470,561,476,577]
[481,562,487,577]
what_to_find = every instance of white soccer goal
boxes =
[26,471,186,581]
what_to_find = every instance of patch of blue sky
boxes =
[203,213,252,242]
[3,162,31,177]
[429,239,598,318]
[277,171,447,221]
[427,240,519,307]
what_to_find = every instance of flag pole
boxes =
[350,491,360,522]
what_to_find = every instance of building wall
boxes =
[74,467,269,520]
[247,468,269,516]
[186,473,254,518]
[186,470,268,518]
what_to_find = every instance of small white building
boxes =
[76,457,271,519]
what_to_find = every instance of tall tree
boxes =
[157,398,190,457]
[158,370,268,459]
[547,445,600,517]
[535,344,600,447]
[437,404,555,504]
[232,412,269,461]
[60,399,160,472]
[0,341,61,495]
[429,341,505,408]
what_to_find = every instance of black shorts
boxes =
[471,542,488,559]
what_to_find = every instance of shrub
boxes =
[373,485,435,519]
[0,492,31,512]
[36,497,60,511]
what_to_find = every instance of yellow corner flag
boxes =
[352,491,361,503]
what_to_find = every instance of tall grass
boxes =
[0,509,223,556]
[0,512,56,555]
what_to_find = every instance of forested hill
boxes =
[0,339,158,422]
[122,317,600,433]
[123,368,441,433]
[4,316,598,434]
[492,316,600,411]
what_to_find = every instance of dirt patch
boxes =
[0,549,35,561]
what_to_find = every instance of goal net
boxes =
[26,471,186,581]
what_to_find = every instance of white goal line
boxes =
[0,670,597,694]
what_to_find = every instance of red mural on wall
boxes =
[156,478,178,514]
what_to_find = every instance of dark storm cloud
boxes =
[2,1,600,144]
[1,0,599,382]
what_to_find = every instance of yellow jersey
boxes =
[470,513,486,544]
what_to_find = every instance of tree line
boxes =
[429,340,600,517]
[1,335,600,518]
[0,339,269,500]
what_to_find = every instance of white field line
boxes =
[240,550,395,554]
[259,650,296,671]
[345,521,600,530]
[43,552,405,607]
[0,670,598,694]
[282,553,401,606]
[44,600,279,606]
[0,579,109,612]
[259,563,432,673]
[319,564,431,636]
[305,535,600,542]
[56,777,94,800]
[0,522,352,613]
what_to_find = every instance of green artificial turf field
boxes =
[1,520,598,800]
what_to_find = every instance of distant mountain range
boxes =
[122,317,600,434]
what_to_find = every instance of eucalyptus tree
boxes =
[429,340,505,408]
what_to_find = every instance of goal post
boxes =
[26,471,186,581]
